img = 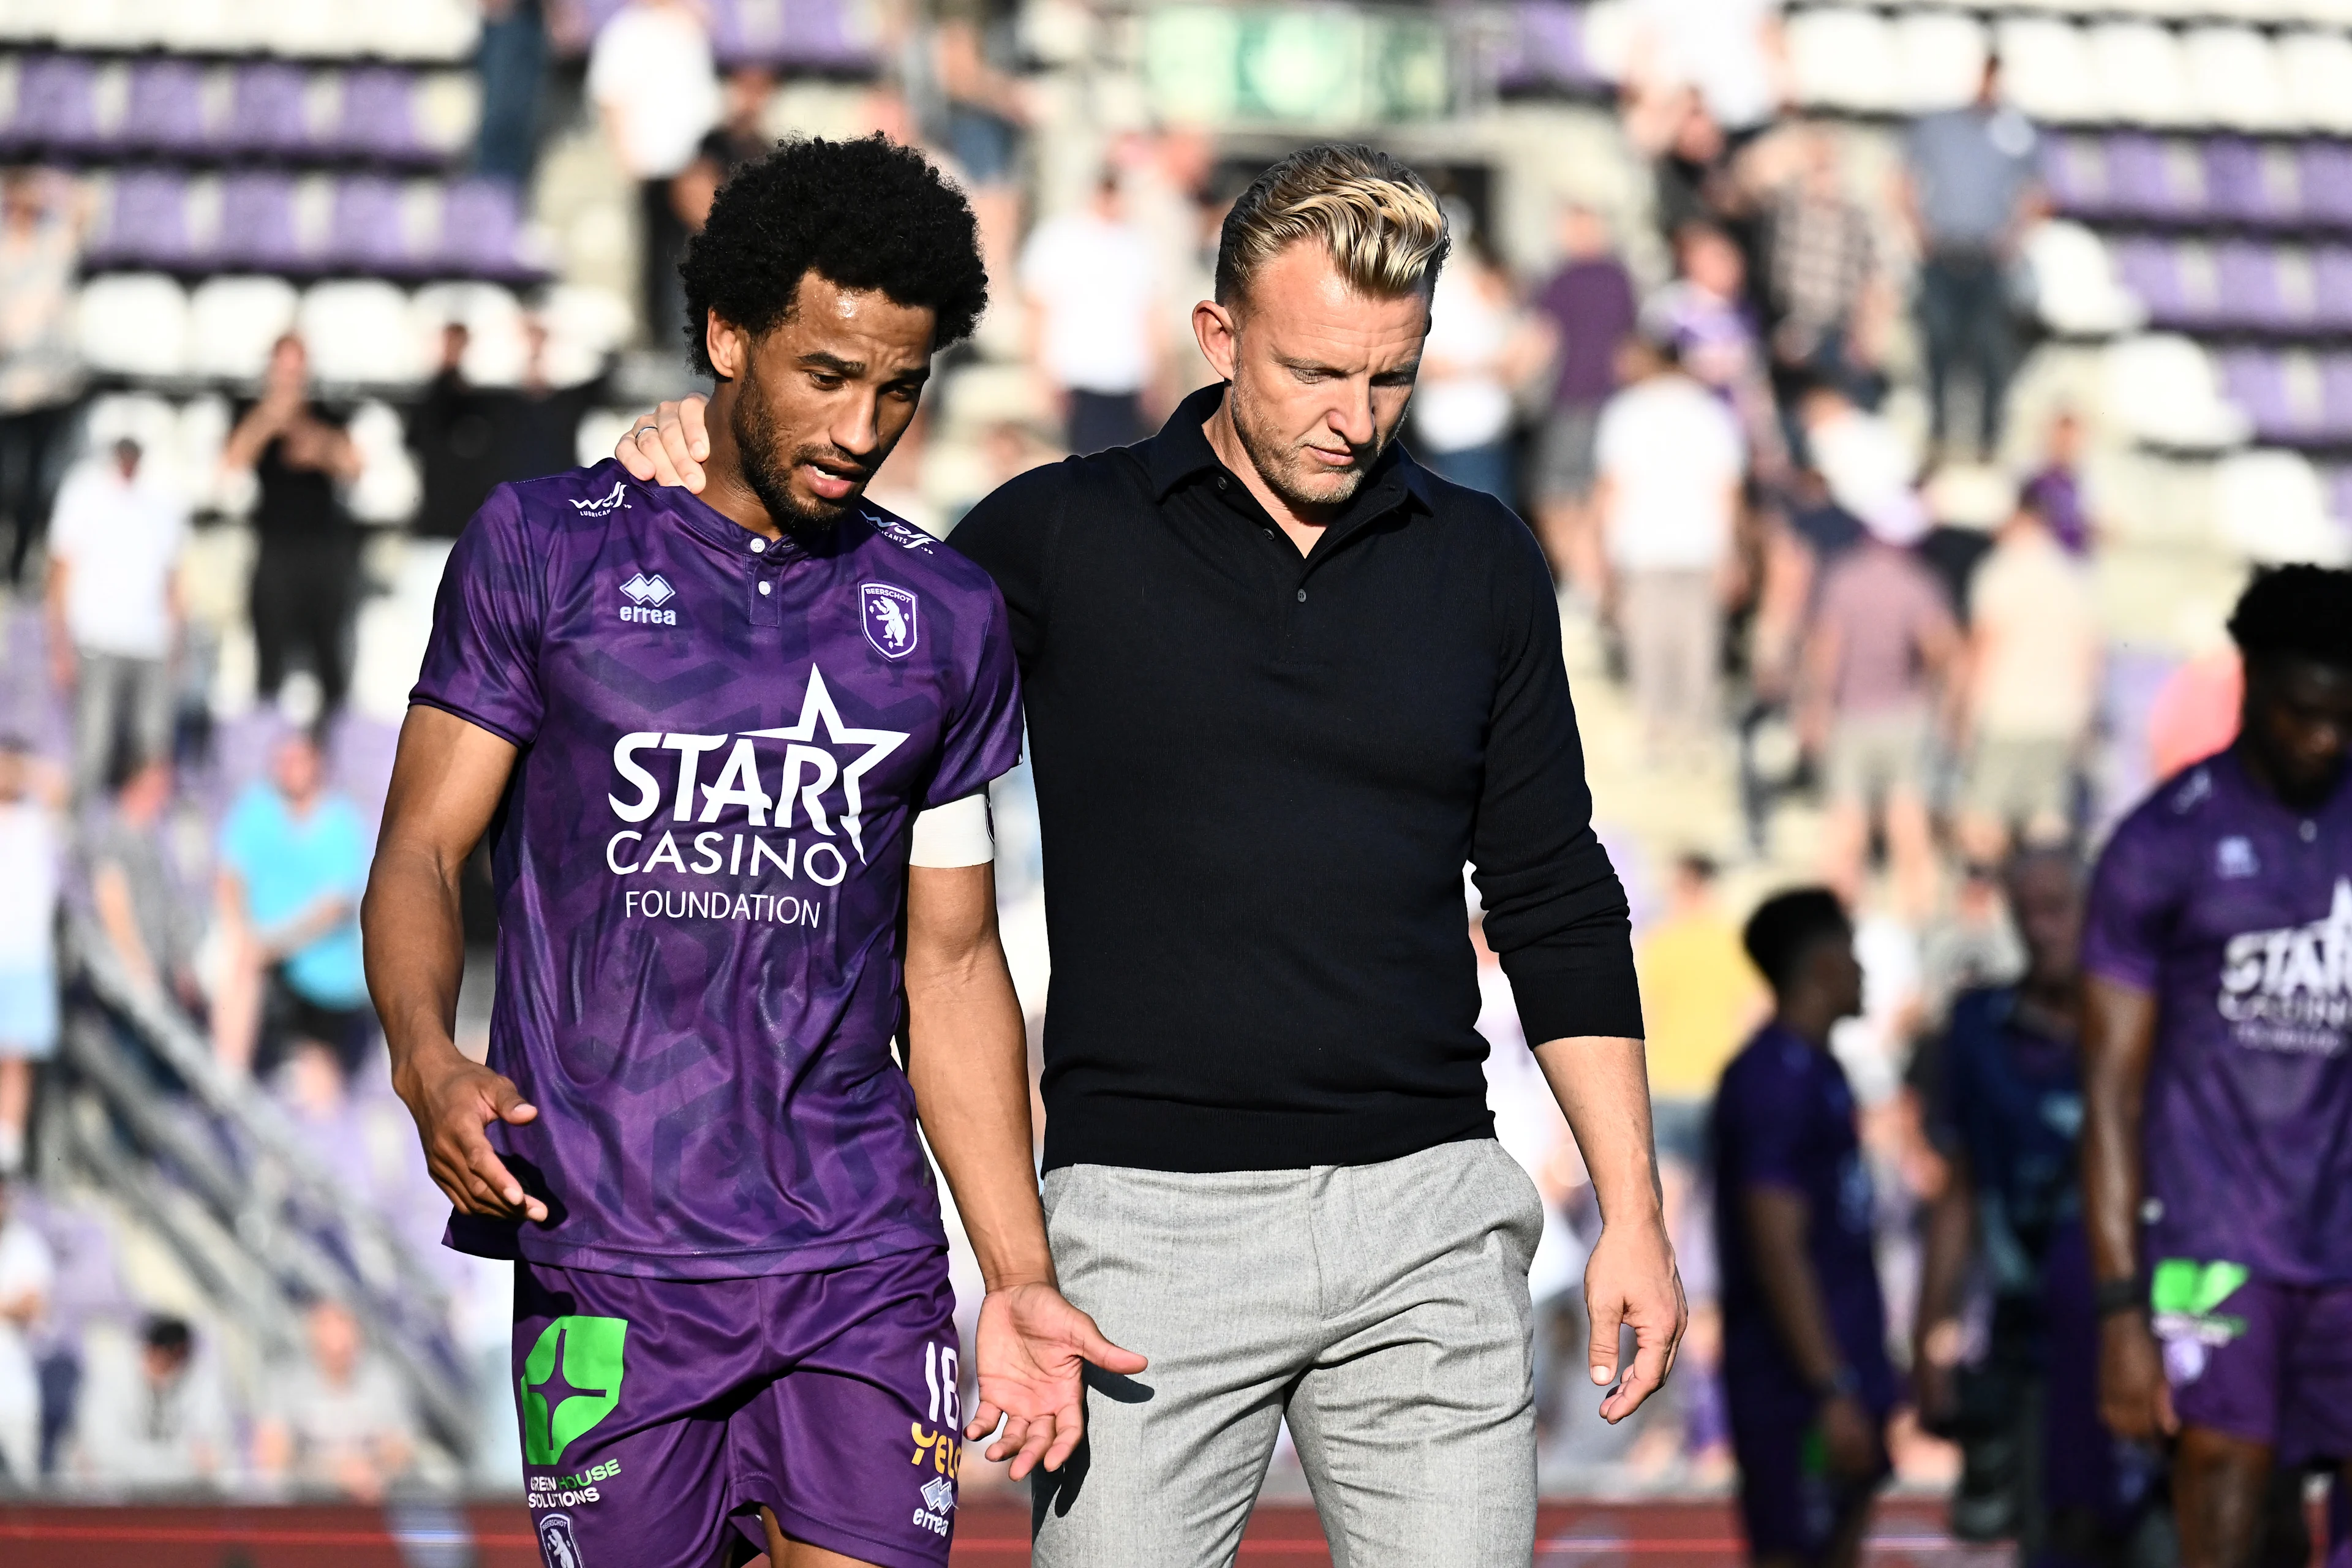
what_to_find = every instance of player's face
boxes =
[1198,241,1427,516]
[711,272,935,535]
[1813,929,1864,1023]
[2242,654,2352,807]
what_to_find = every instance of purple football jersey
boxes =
[412,462,1023,1280]
[2084,752,2352,1284]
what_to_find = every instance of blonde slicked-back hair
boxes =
[1214,143,1450,307]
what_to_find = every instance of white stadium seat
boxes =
[538,285,633,389]
[344,401,421,524]
[2281,32,2352,137]
[1787,10,1903,116]
[1995,18,2101,125]
[77,274,190,379]
[187,275,300,382]
[2103,334,2252,451]
[411,281,530,388]
[2021,221,2147,337]
[296,281,426,386]
[2212,450,2352,565]
[2185,27,2295,132]
[1895,12,1989,115]
[2090,22,2193,129]
[364,0,482,62]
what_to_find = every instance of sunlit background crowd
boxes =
[0,0,2339,1517]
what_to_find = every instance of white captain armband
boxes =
[907,790,994,868]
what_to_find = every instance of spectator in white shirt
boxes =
[69,1316,235,1493]
[1020,173,1162,454]
[586,0,721,350]
[0,1180,54,1483]
[45,439,186,802]
[0,740,61,1178]
[1593,334,1747,758]
[253,1298,415,1501]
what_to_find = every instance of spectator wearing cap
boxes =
[1798,393,1959,921]
[68,1315,234,1491]
[1594,331,1746,758]
[1954,492,2100,863]
[1899,55,2044,461]
[46,438,187,801]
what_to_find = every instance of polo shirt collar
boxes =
[1142,382,1434,522]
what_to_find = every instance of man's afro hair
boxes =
[679,134,988,374]
[2228,564,2352,671]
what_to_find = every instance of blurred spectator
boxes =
[673,66,777,232]
[45,439,186,801]
[1414,219,1547,506]
[1763,127,1888,423]
[214,732,372,1080]
[408,325,508,543]
[503,317,609,484]
[1594,334,1746,757]
[1637,854,1766,1175]
[1916,862,2022,1035]
[1801,474,1959,922]
[0,1180,51,1482]
[1529,205,1638,590]
[2146,647,2241,781]
[925,0,1030,263]
[1899,56,2043,461]
[1715,889,1892,1567]
[1020,173,1161,455]
[1954,497,2100,863]
[0,169,86,589]
[67,1315,233,1492]
[474,0,549,192]
[85,760,204,1013]
[2018,409,2093,557]
[1646,224,1783,474]
[1645,94,1746,251]
[1627,0,1786,143]
[253,1298,414,1502]
[587,0,720,350]
[222,337,363,718]
[0,741,61,1179]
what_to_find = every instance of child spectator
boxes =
[1715,888,1892,1568]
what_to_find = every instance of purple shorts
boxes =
[1724,1373,1891,1562]
[2152,1260,2352,1464]
[513,1246,963,1568]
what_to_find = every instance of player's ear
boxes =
[706,313,748,383]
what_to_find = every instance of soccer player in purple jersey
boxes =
[361,137,1141,1568]
[2082,565,2352,1568]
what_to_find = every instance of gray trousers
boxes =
[71,649,171,800]
[1032,1139,1543,1567]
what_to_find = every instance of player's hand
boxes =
[391,1044,547,1223]
[1585,1212,1687,1423]
[965,1280,1147,1480]
[2097,1310,2177,1441]
[614,397,712,492]
[1820,1390,1883,1481]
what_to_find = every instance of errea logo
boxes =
[620,573,677,625]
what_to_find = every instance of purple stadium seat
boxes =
[2041,136,2108,218]
[2299,142,2352,230]
[2214,241,2291,331]
[2220,349,2313,443]
[1494,3,1593,92]
[2313,247,2352,330]
[88,169,193,269]
[2,54,101,154]
[328,176,411,272]
[222,62,313,157]
[2320,355,2352,441]
[334,67,420,162]
[2106,134,2199,222]
[2114,236,2190,327]
[119,59,209,156]
[438,177,522,276]
[2204,138,2288,229]
[216,172,306,270]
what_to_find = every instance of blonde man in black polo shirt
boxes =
[619,141,1684,1568]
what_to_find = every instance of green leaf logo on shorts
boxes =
[519,1316,627,1466]
[2150,1259,2250,1341]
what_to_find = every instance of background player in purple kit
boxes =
[361,135,1140,1568]
[2082,565,2352,1568]
[1714,888,1894,1568]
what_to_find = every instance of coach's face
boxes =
[706,271,934,533]
[1196,241,1428,516]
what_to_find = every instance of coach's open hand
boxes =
[969,1280,1147,1480]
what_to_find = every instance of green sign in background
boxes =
[1144,6,1452,128]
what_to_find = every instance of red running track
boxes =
[0,1496,1999,1567]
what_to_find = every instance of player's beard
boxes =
[731,361,872,541]
[1226,374,1388,516]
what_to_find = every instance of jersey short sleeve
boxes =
[922,590,1023,807]
[2082,802,2178,993]
[410,485,548,746]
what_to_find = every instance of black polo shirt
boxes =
[952,383,1642,1173]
